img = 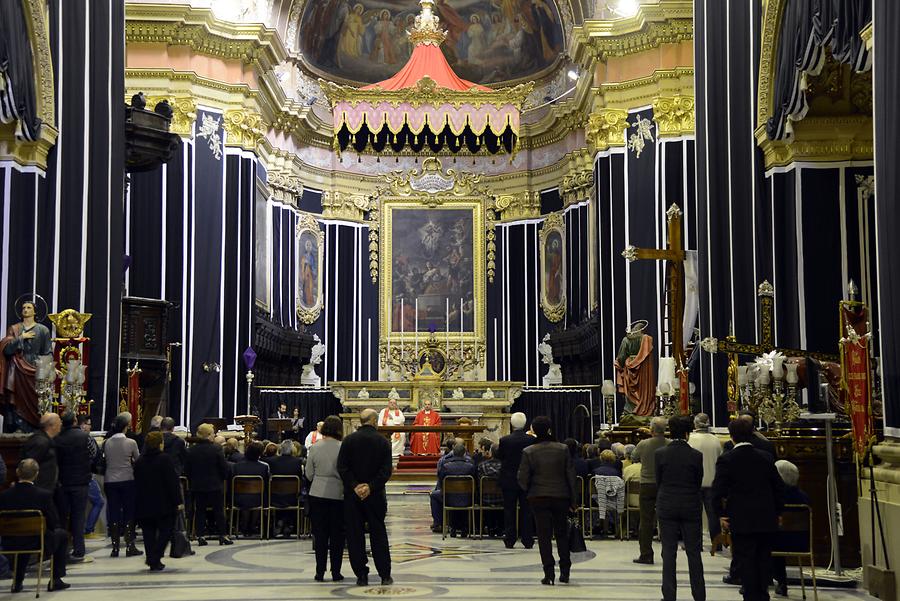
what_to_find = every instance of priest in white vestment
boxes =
[304,421,324,449]
[378,397,406,459]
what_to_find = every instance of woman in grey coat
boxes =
[305,415,345,581]
[517,416,577,586]
[103,412,143,558]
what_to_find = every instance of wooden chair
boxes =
[229,475,266,539]
[477,476,504,539]
[442,475,475,540]
[0,510,51,598]
[267,475,302,539]
[772,503,818,601]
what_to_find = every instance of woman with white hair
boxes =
[103,412,142,558]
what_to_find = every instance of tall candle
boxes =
[414,298,419,359]
[459,297,464,362]
[400,297,404,362]
[445,298,450,359]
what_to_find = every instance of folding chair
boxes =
[772,503,818,601]
[267,475,302,539]
[477,476,505,539]
[442,475,475,540]
[593,475,625,539]
[0,510,51,598]
[229,475,266,539]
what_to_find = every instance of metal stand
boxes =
[801,412,842,576]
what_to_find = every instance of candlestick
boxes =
[772,356,785,380]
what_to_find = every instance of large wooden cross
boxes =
[622,203,688,370]
[699,281,840,363]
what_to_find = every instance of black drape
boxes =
[767,0,871,140]
[874,1,899,429]
[0,0,41,140]
[511,390,592,444]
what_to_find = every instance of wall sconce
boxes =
[203,362,221,373]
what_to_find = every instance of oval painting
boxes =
[299,0,564,86]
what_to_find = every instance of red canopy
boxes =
[361,44,491,92]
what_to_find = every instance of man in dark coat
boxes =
[495,411,535,549]
[713,418,785,601]
[0,459,70,591]
[135,431,181,570]
[160,417,186,476]
[21,412,61,492]
[337,408,393,587]
[430,443,475,535]
[655,416,705,601]
[183,423,232,545]
[54,411,92,560]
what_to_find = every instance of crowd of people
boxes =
[0,407,805,600]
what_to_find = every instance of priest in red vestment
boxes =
[410,398,442,455]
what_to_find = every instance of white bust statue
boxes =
[452,387,465,400]
[357,387,370,399]
[539,333,563,387]
[388,387,401,401]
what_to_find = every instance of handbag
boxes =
[169,509,194,558]
[567,517,587,553]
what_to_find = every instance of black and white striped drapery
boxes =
[767,0,872,140]
[0,1,125,429]
[594,109,698,412]
[0,0,41,141]
[874,0,900,434]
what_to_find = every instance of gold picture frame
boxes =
[380,199,485,361]
[540,211,566,323]
[296,212,324,324]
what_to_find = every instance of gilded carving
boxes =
[320,76,533,111]
[322,190,369,221]
[140,95,197,137]
[495,191,541,220]
[653,95,695,137]
[586,108,629,151]
[539,211,566,323]
[223,109,267,151]
[296,212,325,325]
[757,0,788,129]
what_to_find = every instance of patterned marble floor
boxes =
[15,496,876,600]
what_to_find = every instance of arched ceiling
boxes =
[289,0,571,87]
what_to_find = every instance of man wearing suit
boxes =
[274,402,290,419]
[160,417,187,476]
[713,418,785,601]
[0,459,70,592]
[337,408,393,586]
[54,411,92,561]
[21,412,61,493]
[495,412,535,549]
[655,416,705,601]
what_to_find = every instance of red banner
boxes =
[840,302,873,458]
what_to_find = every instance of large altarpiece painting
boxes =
[370,159,493,380]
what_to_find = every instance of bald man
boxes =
[336,409,393,586]
[21,412,62,492]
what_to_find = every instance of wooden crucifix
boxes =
[699,281,839,363]
[622,203,688,370]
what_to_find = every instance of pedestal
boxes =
[300,364,321,387]
[542,363,563,387]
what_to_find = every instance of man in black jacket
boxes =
[495,411,534,549]
[0,459,70,592]
[655,416,705,601]
[21,412,61,493]
[160,417,186,476]
[713,418,785,601]
[723,412,776,458]
[183,423,232,546]
[54,411,92,561]
[337,408,393,586]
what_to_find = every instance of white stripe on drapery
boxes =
[79,1,90,313]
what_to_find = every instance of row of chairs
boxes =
[179,475,309,540]
[439,475,505,540]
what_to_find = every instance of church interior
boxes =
[0,0,899,599]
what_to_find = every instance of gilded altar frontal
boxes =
[1,0,898,599]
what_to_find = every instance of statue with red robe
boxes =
[0,299,52,428]
[410,398,442,455]
[614,320,656,416]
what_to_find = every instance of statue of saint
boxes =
[1,297,53,428]
[614,319,656,416]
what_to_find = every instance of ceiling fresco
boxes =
[298,0,565,86]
